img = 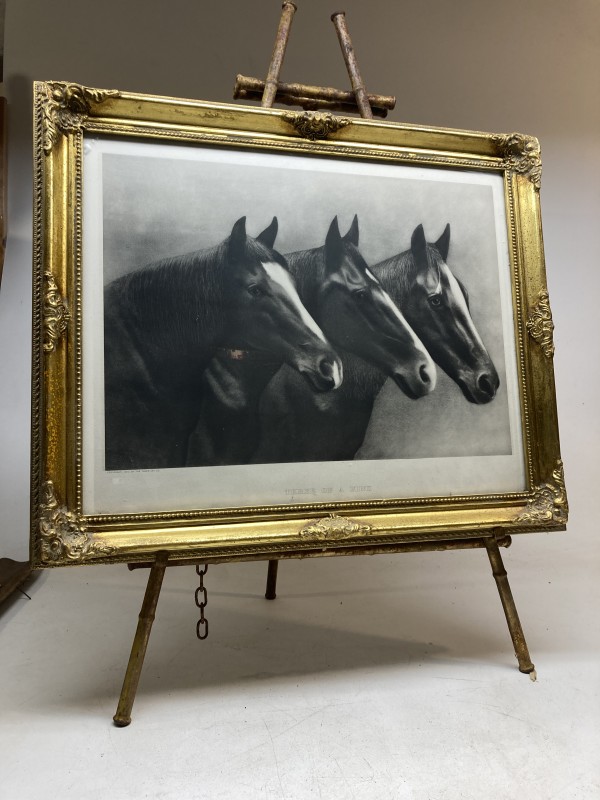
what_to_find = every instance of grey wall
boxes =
[0,0,598,557]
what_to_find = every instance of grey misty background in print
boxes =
[102,149,512,460]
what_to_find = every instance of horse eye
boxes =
[353,288,369,301]
[248,284,265,298]
[428,295,442,308]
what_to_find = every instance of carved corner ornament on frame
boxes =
[42,271,69,353]
[493,132,542,190]
[40,81,119,153]
[39,481,115,564]
[526,289,555,358]
[516,460,568,526]
[299,512,372,541]
[282,110,351,141]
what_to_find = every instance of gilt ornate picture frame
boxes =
[31,80,566,569]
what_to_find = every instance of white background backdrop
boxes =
[0,1,597,555]
[0,2,598,798]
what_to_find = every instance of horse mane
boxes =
[371,248,418,306]
[108,241,226,350]
[108,235,284,356]
[285,246,326,314]
[375,242,451,302]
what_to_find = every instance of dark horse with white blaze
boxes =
[104,217,342,470]
[374,223,499,404]
[255,223,499,462]
[187,216,435,466]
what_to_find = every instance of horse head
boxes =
[221,217,343,393]
[401,224,499,404]
[316,216,435,399]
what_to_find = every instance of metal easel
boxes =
[113,3,535,728]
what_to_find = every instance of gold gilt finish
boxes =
[30,81,566,568]
[526,289,555,358]
[42,271,69,353]
[39,481,115,564]
[516,460,568,526]
[113,551,169,727]
[282,110,351,140]
[299,513,372,540]
[484,537,536,676]
[41,81,120,153]
[493,132,542,190]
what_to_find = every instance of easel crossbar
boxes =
[233,75,395,118]
[126,535,512,571]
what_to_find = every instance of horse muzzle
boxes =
[299,355,344,392]
[458,369,500,404]
[392,359,436,399]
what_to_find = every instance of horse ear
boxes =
[435,224,451,261]
[256,217,278,249]
[343,214,359,246]
[228,216,247,260]
[325,216,344,271]
[410,224,428,267]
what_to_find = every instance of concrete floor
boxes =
[1,531,598,799]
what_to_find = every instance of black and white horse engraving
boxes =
[104,216,342,470]
[374,223,499,404]
[255,223,499,462]
[187,215,435,466]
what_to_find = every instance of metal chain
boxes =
[195,564,208,640]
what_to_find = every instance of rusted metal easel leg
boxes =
[114,551,169,726]
[331,12,374,119]
[484,537,536,679]
[262,1,297,107]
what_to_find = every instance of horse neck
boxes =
[338,352,387,407]
[285,247,324,316]
[115,243,227,372]
[204,353,282,413]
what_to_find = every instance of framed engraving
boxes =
[31,81,566,568]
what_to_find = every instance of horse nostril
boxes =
[317,357,343,389]
[419,364,431,384]
[478,373,495,397]
[318,358,334,379]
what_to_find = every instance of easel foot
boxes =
[113,551,168,726]
[485,536,536,679]
[265,560,278,600]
